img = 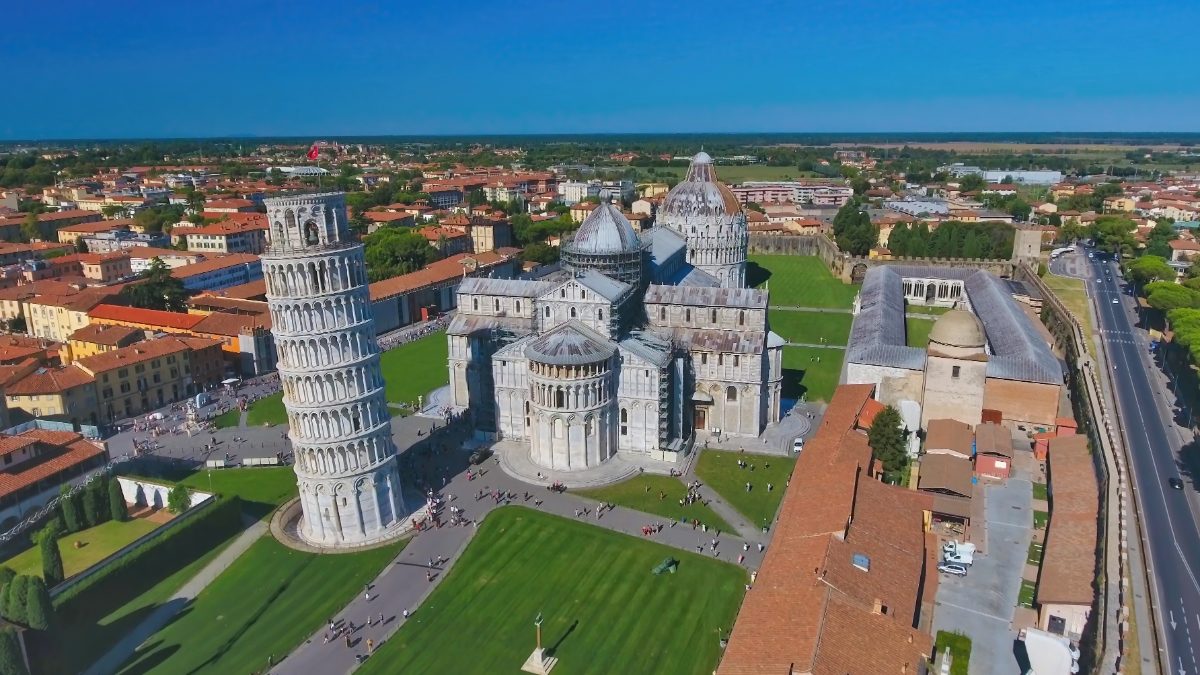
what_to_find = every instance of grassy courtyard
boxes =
[768,309,852,346]
[695,450,796,528]
[747,255,860,309]
[4,517,163,580]
[935,631,972,675]
[180,466,297,520]
[781,346,844,403]
[211,407,242,429]
[907,317,935,347]
[119,536,402,675]
[577,475,733,532]
[1043,272,1095,353]
[359,507,746,675]
[245,391,286,427]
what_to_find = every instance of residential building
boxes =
[0,210,102,241]
[974,420,1013,479]
[78,252,133,283]
[65,323,145,360]
[23,288,118,342]
[127,247,206,274]
[202,198,257,213]
[4,366,99,425]
[171,253,263,292]
[57,219,134,244]
[75,336,225,422]
[80,230,170,253]
[0,428,108,526]
[88,304,206,334]
[184,219,269,254]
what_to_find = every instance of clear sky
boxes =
[2,0,1198,139]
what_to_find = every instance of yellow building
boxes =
[638,183,670,199]
[4,365,99,426]
[23,289,115,342]
[1102,196,1136,213]
[79,252,133,283]
[65,323,145,360]
[73,336,225,423]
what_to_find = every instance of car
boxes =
[792,437,805,454]
[938,562,968,576]
[1095,278,1102,283]
[1112,299,1119,304]
[1169,477,1184,490]
[943,551,974,566]
[469,448,493,465]
[1088,252,1094,259]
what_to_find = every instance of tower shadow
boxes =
[544,619,579,659]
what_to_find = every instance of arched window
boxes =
[516,301,522,313]
[585,416,593,436]
[620,408,628,436]
[553,418,564,438]
[685,309,691,322]
[718,354,724,366]
[555,389,565,408]
[494,299,500,312]
[738,310,745,326]
[472,297,479,311]
[660,307,666,321]
[597,309,604,321]
[726,386,737,402]
[711,309,717,323]
[569,307,577,318]
[304,220,320,246]
[560,288,566,298]
[545,306,551,318]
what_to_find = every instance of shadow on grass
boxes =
[544,619,579,659]
[746,262,771,289]
[114,641,181,675]
[780,368,809,402]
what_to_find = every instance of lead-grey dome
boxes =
[525,322,617,366]
[565,202,641,255]
[657,152,743,227]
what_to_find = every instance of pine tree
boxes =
[90,478,110,525]
[167,484,191,514]
[0,627,27,675]
[23,577,52,631]
[3,576,29,625]
[80,487,99,528]
[58,486,81,533]
[867,405,908,481]
[38,526,64,587]
[108,477,128,522]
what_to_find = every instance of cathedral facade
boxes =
[448,153,784,470]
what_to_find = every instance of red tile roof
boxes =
[368,251,513,301]
[4,365,95,395]
[1037,435,1099,606]
[89,304,207,331]
[170,253,260,279]
[0,434,105,499]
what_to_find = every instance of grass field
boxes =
[4,517,162,580]
[1027,541,1044,566]
[211,408,242,429]
[1043,272,1095,353]
[935,631,972,675]
[906,317,935,348]
[781,346,844,403]
[1033,510,1049,530]
[747,255,860,309]
[1018,579,1038,608]
[908,304,955,316]
[358,507,746,675]
[577,475,733,532]
[1032,482,1048,501]
[180,467,296,520]
[119,536,401,675]
[379,331,449,407]
[768,309,852,345]
[245,392,286,427]
[695,451,796,528]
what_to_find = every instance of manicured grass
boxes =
[935,630,972,675]
[768,309,852,346]
[1032,482,1048,501]
[781,346,844,403]
[1018,579,1038,608]
[695,450,797,528]
[576,475,733,532]
[379,331,449,407]
[4,517,162,580]
[359,507,746,675]
[211,408,242,429]
[747,255,860,309]
[1043,272,1095,354]
[119,535,402,675]
[1027,541,1044,566]
[906,317,935,348]
[180,467,297,521]
[1033,510,1049,530]
[908,304,955,316]
[245,392,287,427]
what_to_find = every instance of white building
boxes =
[262,192,406,549]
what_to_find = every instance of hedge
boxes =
[54,495,243,622]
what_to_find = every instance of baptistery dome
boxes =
[656,152,748,289]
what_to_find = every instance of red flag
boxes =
[306,144,320,160]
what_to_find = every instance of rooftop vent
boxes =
[852,553,870,572]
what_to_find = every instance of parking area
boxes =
[932,472,1034,675]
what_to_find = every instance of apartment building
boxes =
[184,219,269,254]
[171,253,263,292]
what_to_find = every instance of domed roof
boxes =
[525,322,617,366]
[565,202,641,255]
[657,152,742,225]
[928,309,986,350]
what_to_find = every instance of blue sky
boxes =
[1,0,1198,139]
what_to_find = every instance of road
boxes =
[1059,250,1200,675]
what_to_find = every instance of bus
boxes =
[1049,247,1074,259]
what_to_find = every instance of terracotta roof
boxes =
[68,323,144,346]
[203,198,256,209]
[59,220,132,234]
[368,251,513,301]
[126,247,204,261]
[191,311,271,336]
[1037,435,1099,606]
[204,279,266,300]
[74,335,220,374]
[89,304,206,331]
[924,418,974,456]
[974,421,1011,457]
[5,365,95,395]
[185,220,268,236]
[0,435,105,499]
[918,453,974,497]
[170,253,260,279]
[858,398,885,429]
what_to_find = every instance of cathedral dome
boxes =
[657,152,742,226]
[566,202,641,255]
[928,309,986,350]
[525,322,617,366]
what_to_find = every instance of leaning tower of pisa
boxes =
[262,192,406,548]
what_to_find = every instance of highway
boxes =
[1060,250,1200,675]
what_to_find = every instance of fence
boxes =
[0,452,136,546]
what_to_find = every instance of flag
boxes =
[307,144,320,160]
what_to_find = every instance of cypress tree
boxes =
[4,576,29,625]
[23,577,52,631]
[39,526,64,588]
[80,486,100,528]
[0,627,28,675]
[58,486,81,533]
[108,477,128,522]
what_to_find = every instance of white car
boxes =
[1112,299,1119,304]
[943,551,974,566]
[1095,278,1101,283]
[792,437,805,454]
[938,562,968,576]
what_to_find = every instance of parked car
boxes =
[943,551,974,566]
[1169,477,1184,490]
[792,437,805,454]
[942,540,976,557]
[1112,298,1119,304]
[938,562,968,576]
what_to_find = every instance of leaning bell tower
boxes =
[262,192,406,548]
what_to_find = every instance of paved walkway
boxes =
[272,439,769,675]
[85,518,270,675]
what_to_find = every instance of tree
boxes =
[521,243,559,265]
[363,228,440,283]
[1127,255,1175,285]
[1093,215,1136,255]
[19,214,39,243]
[23,577,52,631]
[1008,198,1032,223]
[1144,220,1178,258]
[832,201,877,256]
[58,485,81,533]
[80,485,100,528]
[958,174,986,192]
[75,237,89,253]
[38,525,63,587]
[119,258,188,312]
[0,568,13,596]
[867,405,908,481]
[109,477,128,522]
[100,204,125,219]
[0,627,28,675]
[1146,282,1200,312]
[3,576,29,625]
[167,484,191,514]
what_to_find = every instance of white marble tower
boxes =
[262,192,406,548]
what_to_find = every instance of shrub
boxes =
[88,478,110,526]
[79,487,99,529]
[57,486,81,533]
[22,577,52,631]
[3,576,29,625]
[0,568,14,593]
[167,484,191,514]
[38,527,64,588]
[0,627,28,675]
[108,478,128,522]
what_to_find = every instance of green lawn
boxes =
[180,467,297,521]
[781,346,844,403]
[1032,482,1048,501]
[768,309,852,346]
[4,517,162,580]
[576,475,733,532]
[245,392,287,427]
[119,536,402,675]
[906,317,935,348]
[211,408,242,429]
[908,304,955,316]
[1018,579,1038,608]
[359,507,746,675]
[694,450,797,528]
[1033,510,1049,530]
[379,331,449,406]
[935,631,972,675]
[1043,272,1095,354]
[747,255,860,309]
[1027,541,1044,566]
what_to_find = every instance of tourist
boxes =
[757,542,764,552]
[403,609,410,620]
[379,612,384,625]
[767,482,773,492]
[745,481,752,492]
[427,571,434,582]
[367,639,374,653]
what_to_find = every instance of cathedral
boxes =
[447,153,784,471]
